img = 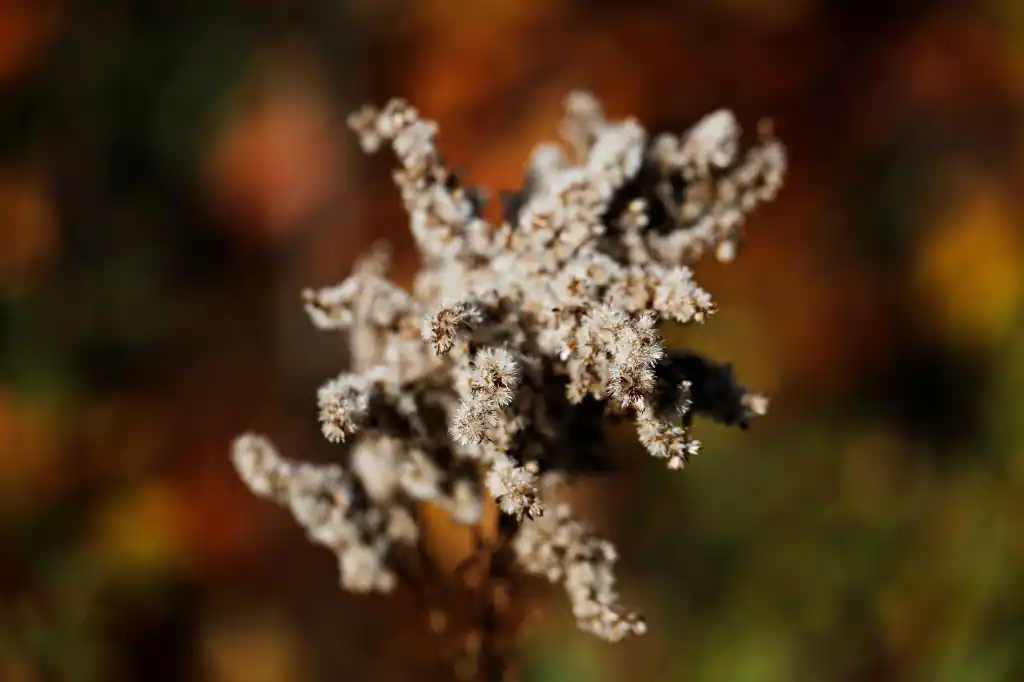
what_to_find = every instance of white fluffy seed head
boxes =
[232,90,784,644]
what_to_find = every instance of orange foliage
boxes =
[0,169,58,293]
[205,76,346,243]
[0,0,61,84]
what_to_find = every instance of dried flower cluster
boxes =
[232,91,785,643]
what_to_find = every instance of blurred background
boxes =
[2,1,1024,681]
